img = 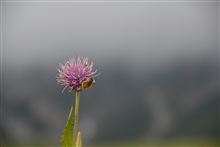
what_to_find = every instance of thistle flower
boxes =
[57,56,99,147]
[57,57,97,92]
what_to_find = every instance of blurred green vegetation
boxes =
[91,138,219,147]
[4,137,219,147]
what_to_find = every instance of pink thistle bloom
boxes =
[57,57,98,92]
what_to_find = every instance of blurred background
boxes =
[0,0,219,146]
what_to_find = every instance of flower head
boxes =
[57,57,98,92]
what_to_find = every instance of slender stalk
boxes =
[73,91,80,145]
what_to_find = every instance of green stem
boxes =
[73,91,80,145]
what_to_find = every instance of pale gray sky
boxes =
[3,1,219,68]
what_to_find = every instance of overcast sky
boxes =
[2,1,219,69]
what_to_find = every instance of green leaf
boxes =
[61,105,74,147]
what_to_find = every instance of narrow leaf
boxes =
[75,131,82,147]
[61,105,74,147]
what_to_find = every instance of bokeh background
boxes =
[0,0,219,146]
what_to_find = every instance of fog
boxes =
[1,1,219,146]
